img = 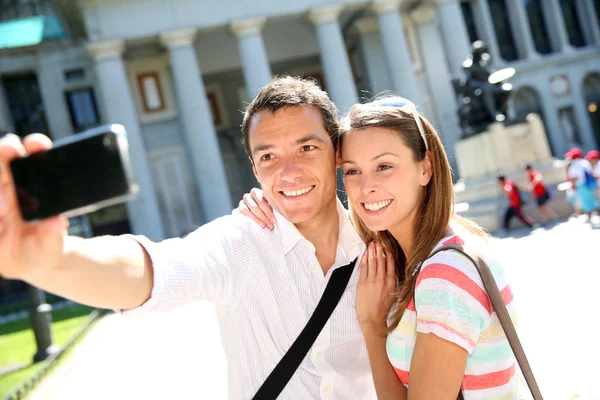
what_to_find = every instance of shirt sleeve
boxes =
[414,250,492,354]
[121,215,255,315]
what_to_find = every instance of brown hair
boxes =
[241,76,339,159]
[339,97,488,332]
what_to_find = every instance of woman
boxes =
[239,97,518,399]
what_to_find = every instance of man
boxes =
[497,175,537,232]
[0,77,375,399]
[524,164,558,224]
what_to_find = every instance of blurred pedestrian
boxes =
[566,148,599,222]
[497,175,537,231]
[524,164,558,224]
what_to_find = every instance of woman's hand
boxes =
[233,188,276,230]
[356,242,397,331]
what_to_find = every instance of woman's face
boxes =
[341,127,431,233]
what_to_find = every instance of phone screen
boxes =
[10,130,133,221]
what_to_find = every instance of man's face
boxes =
[248,106,339,225]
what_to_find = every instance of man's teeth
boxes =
[282,186,314,197]
[364,200,392,211]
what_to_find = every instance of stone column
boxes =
[230,18,272,99]
[309,5,358,114]
[505,0,539,59]
[471,0,504,64]
[37,52,75,139]
[372,0,422,105]
[354,17,391,97]
[0,77,15,134]
[159,28,233,223]
[86,39,165,240]
[412,7,461,174]
[434,0,471,78]
[543,0,573,52]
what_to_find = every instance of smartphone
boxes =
[9,124,139,222]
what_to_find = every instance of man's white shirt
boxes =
[125,199,374,399]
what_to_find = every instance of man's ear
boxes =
[335,149,342,169]
[419,151,433,186]
[250,157,260,183]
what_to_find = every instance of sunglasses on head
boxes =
[376,98,429,151]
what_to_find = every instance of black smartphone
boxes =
[9,124,139,222]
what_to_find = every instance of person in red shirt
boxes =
[524,164,558,223]
[497,175,536,231]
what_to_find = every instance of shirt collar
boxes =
[273,197,364,262]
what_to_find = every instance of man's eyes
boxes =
[301,145,316,152]
[260,154,274,161]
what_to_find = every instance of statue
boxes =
[452,41,515,138]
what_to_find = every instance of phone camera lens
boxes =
[103,135,117,152]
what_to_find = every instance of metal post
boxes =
[27,285,60,362]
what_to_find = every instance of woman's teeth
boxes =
[364,200,392,211]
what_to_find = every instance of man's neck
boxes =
[295,200,340,275]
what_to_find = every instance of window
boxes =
[524,0,552,54]
[559,0,586,47]
[3,74,49,138]
[65,88,100,132]
[461,2,479,45]
[488,0,519,61]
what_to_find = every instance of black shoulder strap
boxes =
[252,257,357,400]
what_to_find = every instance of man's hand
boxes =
[234,188,276,230]
[0,133,68,281]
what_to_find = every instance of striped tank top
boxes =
[386,234,519,399]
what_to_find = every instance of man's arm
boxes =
[23,235,153,310]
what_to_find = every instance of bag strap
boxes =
[252,257,357,400]
[428,244,543,400]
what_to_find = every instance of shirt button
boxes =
[323,385,330,392]
[316,352,322,360]
[312,264,319,270]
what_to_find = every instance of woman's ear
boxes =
[419,151,433,186]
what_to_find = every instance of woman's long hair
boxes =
[339,97,488,332]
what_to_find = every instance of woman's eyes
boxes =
[344,165,393,176]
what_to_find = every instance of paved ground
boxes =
[29,217,600,400]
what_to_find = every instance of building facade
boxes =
[0,0,599,243]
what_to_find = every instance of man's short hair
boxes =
[241,76,339,160]
[497,175,506,182]
[524,163,532,170]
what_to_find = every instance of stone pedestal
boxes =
[455,113,553,182]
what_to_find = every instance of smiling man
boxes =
[0,76,374,399]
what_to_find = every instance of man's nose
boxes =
[280,159,303,183]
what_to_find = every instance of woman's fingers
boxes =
[367,242,377,281]
[243,192,273,229]
[375,242,386,281]
[359,250,368,282]
[250,188,276,225]
[238,199,267,229]
[385,248,396,281]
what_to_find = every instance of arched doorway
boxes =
[511,86,554,155]
[583,73,600,148]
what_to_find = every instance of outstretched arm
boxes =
[0,133,153,310]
